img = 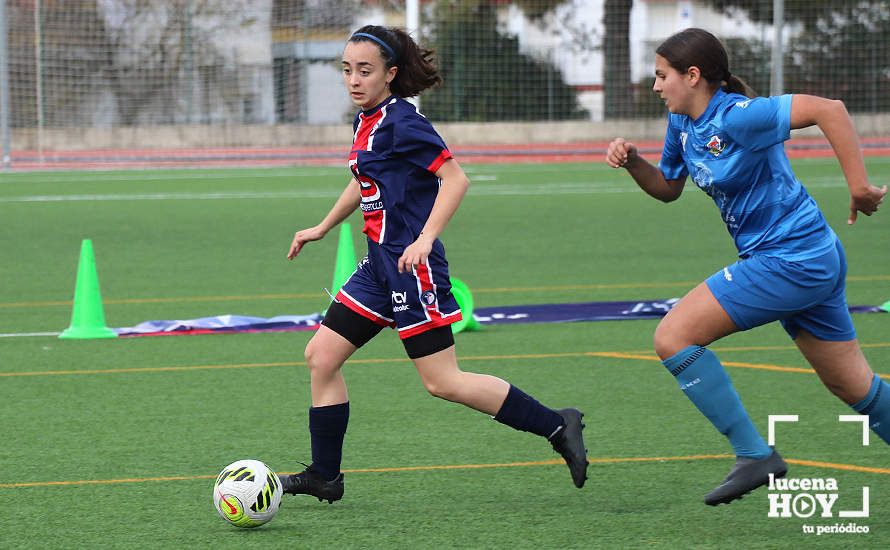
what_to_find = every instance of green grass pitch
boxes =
[1,159,888,548]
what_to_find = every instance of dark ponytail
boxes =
[349,25,442,98]
[656,28,757,98]
[724,74,757,98]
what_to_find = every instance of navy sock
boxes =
[851,374,890,444]
[309,402,349,480]
[493,385,564,439]
[663,345,771,459]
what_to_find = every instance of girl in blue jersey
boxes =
[280,25,588,503]
[606,28,888,506]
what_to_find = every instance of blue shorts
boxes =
[335,240,462,339]
[705,239,856,341]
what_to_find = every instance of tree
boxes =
[784,3,890,111]
[422,1,587,122]
[7,0,112,127]
[703,1,890,111]
[705,0,839,24]
[602,0,633,118]
[103,0,260,125]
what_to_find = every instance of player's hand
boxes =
[398,235,433,274]
[848,184,887,225]
[287,225,326,260]
[605,138,638,168]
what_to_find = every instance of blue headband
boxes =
[351,32,397,62]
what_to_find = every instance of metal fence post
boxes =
[0,0,11,169]
[770,0,784,96]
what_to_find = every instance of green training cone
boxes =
[880,299,890,313]
[450,277,480,334]
[59,239,117,339]
[331,223,357,298]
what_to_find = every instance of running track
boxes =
[8,138,890,171]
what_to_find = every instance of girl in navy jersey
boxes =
[606,28,888,506]
[280,25,588,503]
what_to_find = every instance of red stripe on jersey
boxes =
[398,313,462,340]
[362,209,385,243]
[414,261,436,299]
[351,108,387,243]
[336,290,395,328]
[351,110,384,158]
[427,149,453,173]
[396,260,462,339]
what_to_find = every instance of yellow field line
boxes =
[0,284,693,308]
[1,475,215,488]
[0,292,323,308]
[340,454,736,474]
[0,360,307,377]
[2,350,888,380]
[590,351,817,375]
[2,274,887,308]
[712,342,890,352]
[4,453,886,489]
[785,459,890,475]
[588,351,890,380]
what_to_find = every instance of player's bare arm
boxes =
[606,137,685,202]
[287,179,361,260]
[790,94,887,224]
[397,159,469,273]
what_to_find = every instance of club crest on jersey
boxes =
[707,135,726,156]
[421,291,437,306]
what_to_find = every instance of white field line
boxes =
[0,178,849,203]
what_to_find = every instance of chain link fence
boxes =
[2,1,889,165]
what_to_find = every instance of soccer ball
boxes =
[212,459,283,528]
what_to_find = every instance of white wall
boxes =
[501,0,767,120]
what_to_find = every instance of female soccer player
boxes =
[281,25,588,503]
[606,28,888,506]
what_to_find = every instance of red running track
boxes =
[7,137,890,171]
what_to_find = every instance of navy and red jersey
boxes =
[349,95,453,249]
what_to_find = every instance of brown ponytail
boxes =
[724,74,757,98]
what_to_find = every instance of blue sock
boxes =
[851,374,890,444]
[309,402,349,480]
[494,385,564,439]
[663,345,771,459]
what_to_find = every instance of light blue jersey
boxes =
[659,88,835,261]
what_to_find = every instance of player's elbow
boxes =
[830,97,848,112]
[792,95,849,129]
[820,98,849,121]
[657,187,683,203]
[446,173,470,196]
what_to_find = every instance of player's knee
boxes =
[303,343,320,370]
[653,321,684,360]
[304,341,340,375]
[421,375,460,402]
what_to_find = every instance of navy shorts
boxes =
[705,239,856,341]
[335,240,463,339]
